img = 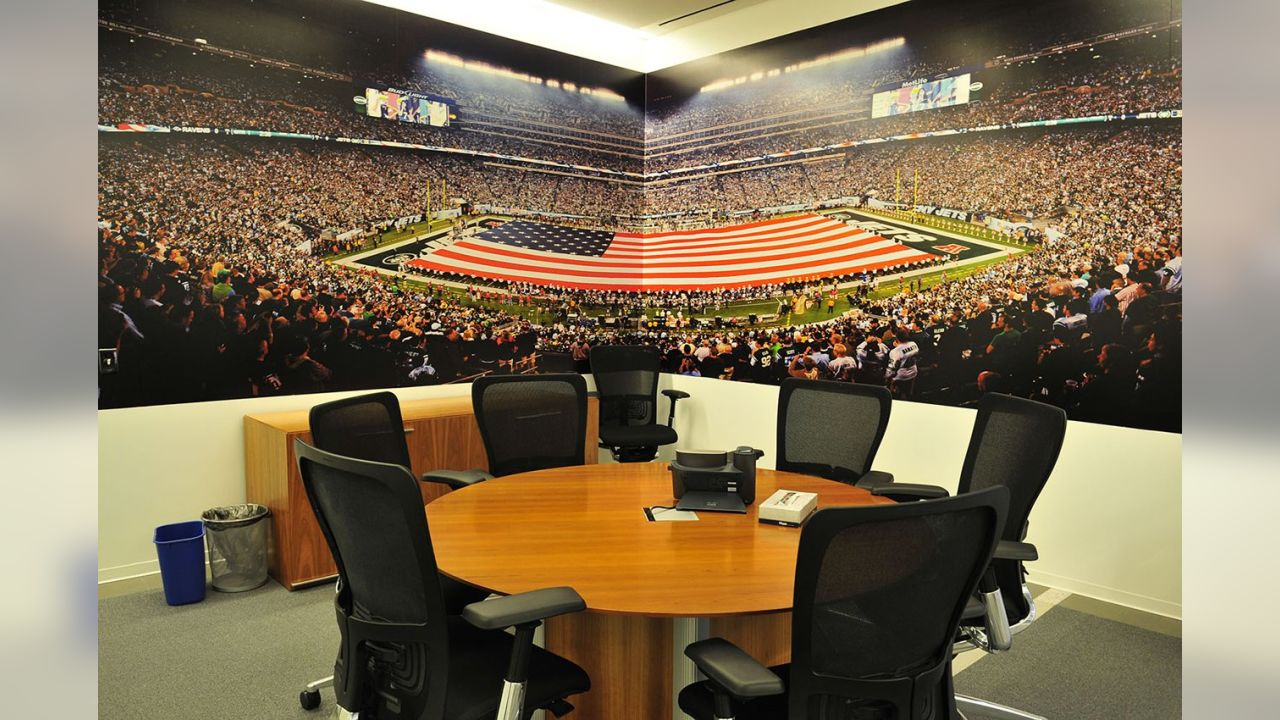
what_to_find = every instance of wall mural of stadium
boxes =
[97,0,1182,433]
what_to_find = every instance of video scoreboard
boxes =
[871,73,973,118]
[354,86,456,127]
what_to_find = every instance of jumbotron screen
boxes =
[355,86,455,127]
[871,73,972,118]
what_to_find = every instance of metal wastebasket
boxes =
[201,504,271,592]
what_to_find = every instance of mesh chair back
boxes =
[777,379,892,484]
[590,345,660,429]
[790,488,1008,720]
[295,441,449,719]
[472,374,587,477]
[309,391,412,469]
[538,352,576,373]
[957,393,1067,622]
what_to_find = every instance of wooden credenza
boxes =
[244,395,599,589]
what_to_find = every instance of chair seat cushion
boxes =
[444,619,590,720]
[599,424,677,448]
[678,664,790,720]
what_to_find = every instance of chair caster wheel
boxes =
[300,689,322,710]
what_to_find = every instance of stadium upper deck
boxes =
[99,0,1179,182]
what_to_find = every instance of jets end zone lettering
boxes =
[847,220,937,245]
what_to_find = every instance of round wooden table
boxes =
[427,462,891,720]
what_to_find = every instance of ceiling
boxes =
[549,0,773,33]
[361,0,909,72]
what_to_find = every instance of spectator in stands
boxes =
[886,334,921,392]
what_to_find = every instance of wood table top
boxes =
[426,462,893,617]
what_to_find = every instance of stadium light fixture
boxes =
[700,36,905,93]
[423,48,625,100]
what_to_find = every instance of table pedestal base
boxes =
[544,611,792,720]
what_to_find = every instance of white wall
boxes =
[100,376,1181,619]
[666,375,1182,618]
[98,384,471,582]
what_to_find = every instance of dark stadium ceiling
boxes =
[361,0,908,72]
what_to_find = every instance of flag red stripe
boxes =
[428,242,917,280]
[607,216,835,249]
[406,253,927,292]
[605,224,861,256]
[446,232,888,270]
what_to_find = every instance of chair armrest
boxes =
[421,469,494,490]
[684,638,784,699]
[855,470,896,490]
[871,483,949,501]
[994,540,1038,562]
[462,587,586,630]
[661,389,690,427]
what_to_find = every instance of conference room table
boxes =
[426,461,893,720]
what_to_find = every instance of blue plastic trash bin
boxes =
[154,520,207,606]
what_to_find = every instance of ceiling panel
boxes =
[549,0,770,32]
[362,0,908,72]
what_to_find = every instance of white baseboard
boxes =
[1032,570,1182,620]
[99,559,211,585]
[99,559,159,584]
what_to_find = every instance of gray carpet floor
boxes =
[99,580,337,720]
[953,606,1182,719]
[100,582,1180,719]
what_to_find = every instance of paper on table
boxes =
[644,506,699,522]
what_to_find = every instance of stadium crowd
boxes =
[99,20,1178,179]
[97,0,1181,430]
[99,120,1180,431]
[98,40,645,173]
[644,51,1180,173]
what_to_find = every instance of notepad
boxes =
[644,506,699,522]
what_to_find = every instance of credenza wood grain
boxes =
[244,394,598,588]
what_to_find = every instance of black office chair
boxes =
[776,378,894,486]
[589,345,689,462]
[309,391,414,471]
[678,488,1009,720]
[423,374,588,489]
[870,393,1068,720]
[302,391,490,710]
[535,351,576,374]
[294,440,591,720]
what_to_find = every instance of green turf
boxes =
[321,218,454,262]
[853,207,1032,250]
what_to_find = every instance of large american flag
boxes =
[407,214,934,291]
